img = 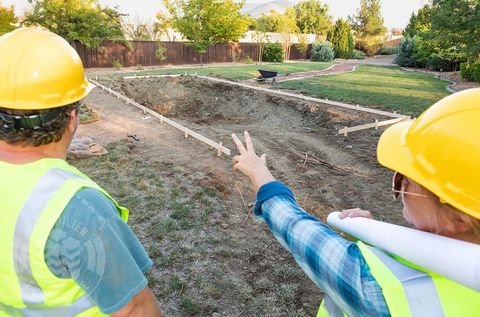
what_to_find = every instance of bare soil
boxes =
[76,75,405,316]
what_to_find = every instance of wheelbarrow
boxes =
[256,69,278,83]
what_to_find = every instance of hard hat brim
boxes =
[377,120,415,176]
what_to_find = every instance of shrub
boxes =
[378,46,398,55]
[327,19,354,59]
[262,43,284,62]
[111,57,122,70]
[351,49,366,60]
[244,55,254,64]
[394,37,418,67]
[310,41,334,62]
[426,53,459,72]
[155,42,167,61]
[461,61,480,82]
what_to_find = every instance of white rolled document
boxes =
[327,211,480,291]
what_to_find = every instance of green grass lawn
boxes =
[110,61,333,81]
[277,65,450,115]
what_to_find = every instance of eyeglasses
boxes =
[392,172,429,200]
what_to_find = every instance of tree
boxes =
[277,7,299,60]
[0,1,17,35]
[400,0,479,72]
[295,33,309,60]
[403,5,432,38]
[251,30,271,63]
[253,8,298,60]
[156,11,175,41]
[163,0,251,55]
[350,0,387,56]
[255,11,281,33]
[328,19,354,59]
[293,0,332,35]
[23,0,125,48]
[427,0,479,64]
[122,16,160,41]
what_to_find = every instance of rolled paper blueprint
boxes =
[327,211,480,291]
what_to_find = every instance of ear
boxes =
[455,216,474,233]
[67,108,79,133]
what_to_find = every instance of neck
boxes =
[0,137,71,164]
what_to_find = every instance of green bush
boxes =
[426,54,459,72]
[461,61,480,82]
[262,43,284,62]
[155,42,167,61]
[394,37,417,67]
[310,41,334,62]
[378,46,398,55]
[351,49,365,60]
[111,57,122,70]
[244,55,254,64]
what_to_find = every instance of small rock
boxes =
[346,145,353,149]
[212,313,221,317]
[220,223,229,229]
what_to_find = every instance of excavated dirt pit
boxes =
[99,76,404,216]
[81,76,406,316]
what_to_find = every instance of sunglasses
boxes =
[392,172,429,200]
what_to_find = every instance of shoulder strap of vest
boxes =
[358,242,444,317]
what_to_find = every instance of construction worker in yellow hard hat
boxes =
[0,28,163,316]
[232,88,480,316]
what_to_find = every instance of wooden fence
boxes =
[73,41,311,68]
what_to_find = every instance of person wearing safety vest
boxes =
[231,88,480,316]
[0,28,163,316]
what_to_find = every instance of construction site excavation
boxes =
[77,75,406,316]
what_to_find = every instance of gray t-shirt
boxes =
[44,188,153,314]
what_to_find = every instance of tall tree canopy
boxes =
[293,0,331,35]
[398,0,479,71]
[255,10,281,33]
[122,16,160,41]
[163,0,251,53]
[23,0,125,48]
[328,19,354,59]
[428,0,480,62]
[0,1,17,35]
[350,0,387,55]
[403,5,432,38]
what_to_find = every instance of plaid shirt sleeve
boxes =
[254,181,390,317]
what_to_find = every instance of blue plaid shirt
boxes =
[254,181,390,317]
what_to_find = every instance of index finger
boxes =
[232,133,247,154]
[244,131,255,153]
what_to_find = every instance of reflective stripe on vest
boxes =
[317,244,444,317]
[13,168,85,306]
[367,246,444,317]
[1,294,94,317]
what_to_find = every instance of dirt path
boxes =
[274,63,357,83]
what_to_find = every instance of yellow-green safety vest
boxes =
[317,241,480,317]
[0,158,129,317]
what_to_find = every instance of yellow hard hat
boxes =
[378,88,480,219]
[0,27,90,110]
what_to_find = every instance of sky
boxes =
[6,0,429,29]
